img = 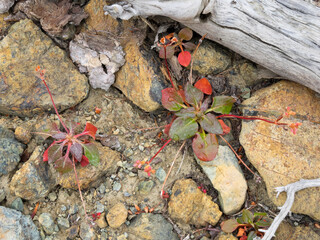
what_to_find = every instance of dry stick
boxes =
[261,178,320,240]
[219,135,259,178]
[160,140,186,198]
[189,34,207,85]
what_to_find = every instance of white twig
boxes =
[262,178,320,240]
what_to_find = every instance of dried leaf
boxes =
[178,28,193,41]
[183,42,196,50]
[192,132,218,161]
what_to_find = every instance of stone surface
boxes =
[0,0,14,14]
[0,12,11,34]
[168,178,222,227]
[80,221,96,240]
[106,202,128,228]
[128,213,179,240]
[0,19,89,117]
[14,124,32,144]
[275,222,320,240]
[95,212,108,228]
[57,217,70,230]
[240,80,320,220]
[0,125,24,177]
[39,212,56,235]
[58,143,120,189]
[10,146,56,201]
[67,225,79,239]
[0,206,41,240]
[10,197,24,212]
[137,180,155,195]
[214,232,237,240]
[196,146,247,215]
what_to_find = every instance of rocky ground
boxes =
[1,0,320,240]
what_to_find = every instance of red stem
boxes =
[146,138,172,164]
[164,47,176,89]
[217,114,288,126]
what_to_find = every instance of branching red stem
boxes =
[146,138,172,164]
[217,114,287,126]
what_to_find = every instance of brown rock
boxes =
[14,125,32,144]
[168,178,222,227]
[58,143,120,189]
[0,19,89,117]
[0,13,11,34]
[240,81,320,220]
[66,225,79,240]
[214,232,237,240]
[275,222,320,240]
[106,202,128,229]
[95,212,108,228]
[10,146,56,201]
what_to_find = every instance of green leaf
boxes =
[247,231,257,240]
[184,83,203,106]
[241,210,254,224]
[211,96,236,114]
[161,88,185,111]
[253,212,267,222]
[178,28,193,41]
[175,107,196,118]
[192,132,219,161]
[82,142,100,167]
[169,117,198,141]
[220,219,239,233]
[255,217,272,228]
[199,113,223,134]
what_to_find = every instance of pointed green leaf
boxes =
[161,88,185,111]
[169,117,198,141]
[247,231,257,240]
[184,83,203,106]
[211,96,236,114]
[175,107,196,118]
[178,28,193,41]
[199,113,223,134]
[220,219,239,233]
[192,133,219,161]
[241,210,254,224]
[82,142,100,167]
[255,217,272,228]
[253,212,267,222]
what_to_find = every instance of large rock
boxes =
[168,178,222,227]
[240,80,320,220]
[0,0,14,14]
[0,19,89,117]
[128,213,179,240]
[0,206,41,240]
[196,146,247,215]
[275,222,320,240]
[10,146,56,201]
[106,202,128,228]
[58,143,120,189]
[0,12,11,33]
[0,125,24,177]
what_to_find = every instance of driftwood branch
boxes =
[261,178,320,240]
[104,0,320,93]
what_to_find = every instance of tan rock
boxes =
[275,222,320,240]
[106,202,128,228]
[168,178,222,227]
[58,143,120,189]
[95,212,108,228]
[214,232,237,240]
[14,125,32,144]
[240,80,320,220]
[0,13,10,34]
[0,19,89,117]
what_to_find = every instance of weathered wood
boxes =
[104,0,320,93]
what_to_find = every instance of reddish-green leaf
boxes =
[218,119,231,135]
[84,122,97,139]
[82,142,99,167]
[238,210,254,225]
[169,117,198,141]
[70,142,83,161]
[54,156,73,174]
[247,231,256,240]
[211,96,236,114]
[255,217,272,228]
[199,113,223,134]
[80,155,90,167]
[221,219,239,233]
[45,143,62,164]
[192,132,218,161]
[178,28,193,41]
[175,107,196,118]
[161,88,185,111]
[159,45,175,59]
[178,51,191,67]
[194,78,212,95]
[200,97,211,112]
[184,83,203,106]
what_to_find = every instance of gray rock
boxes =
[0,0,14,13]
[113,182,122,192]
[69,204,79,215]
[48,192,57,202]
[128,213,178,240]
[0,125,24,177]
[39,213,56,235]
[196,146,247,215]
[155,167,166,183]
[137,180,154,195]
[80,221,95,240]
[10,198,24,212]
[0,189,5,203]
[0,206,41,239]
[96,201,105,213]
[57,217,70,229]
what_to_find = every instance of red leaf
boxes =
[80,155,90,167]
[178,51,191,67]
[194,78,212,95]
[84,122,97,139]
[161,88,185,111]
[192,132,219,162]
[164,123,172,135]
[218,120,231,135]
[43,148,49,162]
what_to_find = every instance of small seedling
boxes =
[221,209,272,240]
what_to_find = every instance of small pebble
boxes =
[69,204,79,215]
[113,182,122,192]
[10,198,24,212]
[138,145,144,151]
[156,168,166,183]
[113,129,120,135]
[60,205,67,212]
[96,201,105,213]
[39,213,56,235]
[48,192,57,202]
[98,184,106,194]
[57,217,70,229]
[123,192,131,197]
[117,161,123,167]
[123,148,133,157]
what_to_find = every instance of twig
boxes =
[262,178,320,240]
[177,145,187,174]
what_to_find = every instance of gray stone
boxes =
[0,206,41,239]
[80,221,96,240]
[57,217,70,229]
[69,204,79,215]
[0,0,14,13]
[0,125,24,177]
[137,180,155,195]
[39,213,56,235]
[96,201,105,213]
[196,146,247,215]
[113,182,121,192]
[10,198,24,212]
[0,189,5,202]
[155,167,166,183]
[48,192,57,202]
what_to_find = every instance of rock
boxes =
[14,125,32,144]
[39,212,56,235]
[240,80,320,220]
[168,178,222,227]
[214,232,237,240]
[196,146,247,215]
[0,125,24,177]
[10,146,56,201]
[136,180,155,195]
[114,42,167,112]
[69,33,125,92]
[113,182,122,192]
[128,213,179,240]
[10,197,24,212]
[106,202,128,228]
[57,217,70,230]
[80,220,96,240]
[67,225,79,239]
[95,212,108,228]
[0,188,5,202]
[0,206,41,239]
[48,192,57,202]
[58,143,120,189]
[192,40,232,75]
[0,12,11,33]
[0,0,14,14]
[155,167,166,183]
[275,222,320,240]
[0,19,89,117]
